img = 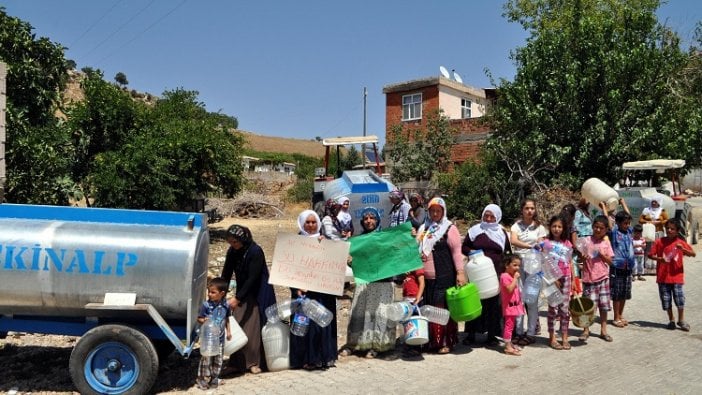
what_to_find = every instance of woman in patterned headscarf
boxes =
[416,197,466,354]
[321,198,345,240]
[462,204,511,346]
[221,225,276,374]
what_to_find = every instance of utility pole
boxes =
[0,62,6,202]
[362,86,367,169]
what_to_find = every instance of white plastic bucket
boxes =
[223,316,248,356]
[403,316,429,345]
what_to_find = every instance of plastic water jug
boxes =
[543,282,564,307]
[464,250,499,299]
[522,273,542,305]
[261,321,290,372]
[265,299,297,323]
[199,319,221,357]
[581,178,619,211]
[300,298,333,327]
[540,250,563,284]
[386,301,415,322]
[642,223,656,242]
[419,305,450,325]
[223,316,248,356]
[522,249,543,274]
[290,312,310,336]
[445,284,482,322]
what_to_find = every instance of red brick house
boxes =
[383,75,496,170]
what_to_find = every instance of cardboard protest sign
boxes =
[269,233,350,296]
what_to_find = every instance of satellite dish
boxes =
[439,66,450,79]
[452,70,463,84]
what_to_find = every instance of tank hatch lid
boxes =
[322,135,378,146]
[622,159,685,170]
[342,170,393,193]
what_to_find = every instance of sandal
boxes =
[365,350,377,359]
[599,333,613,342]
[678,321,691,332]
[516,335,535,346]
[504,348,521,356]
[562,341,571,350]
[339,348,352,357]
[667,321,676,330]
[578,330,589,342]
[549,341,564,350]
[437,347,450,354]
[249,366,262,374]
[612,320,625,328]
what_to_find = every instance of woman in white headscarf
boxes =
[416,197,465,354]
[290,209,337,370]
[462,203,511,346]
[639,194,668,234]
[336,197,354,238]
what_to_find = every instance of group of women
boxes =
[218,191,669,373]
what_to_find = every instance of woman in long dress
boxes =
[416,197,466,353]
[221,225,276,374]
[339,207,395,359]
[290,210,338,370]
[463,204,511,346]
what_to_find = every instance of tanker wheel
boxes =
[69,324,159,395]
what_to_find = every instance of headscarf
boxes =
[360,207,382,233]
[324,198,342,231]
[409,193,424,206]
[417,197,452,256]
[467,204,506,249]
[389,189,404,201]
[226,224,253,246]
[297,210,321,237]
[336,196,352,224]
[642,194,664,220]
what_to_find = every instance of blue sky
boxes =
[3,1,700,147]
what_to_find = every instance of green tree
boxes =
[114,71,128,87]
[489,0,690,187]
[89,89,245,210]
[66,70,144,203]
[1,7,73,203]
[342,145,361,170]
[387,109,455,182]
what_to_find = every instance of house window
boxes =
[461,98,472,118]
[402,93,422,120]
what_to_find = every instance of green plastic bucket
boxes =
[445,283,482,322]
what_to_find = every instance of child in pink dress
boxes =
[500,254,525,356]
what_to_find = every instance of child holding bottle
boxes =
[500,254,525,356]
[580,215,615,343]
[196,277,232,390]
[648,218,696,331]
[543,215,574,350]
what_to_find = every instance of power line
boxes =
[69,0,124,48]
[96,0,188,64]
[83,0,157,58]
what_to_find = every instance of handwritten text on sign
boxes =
[269,233,350,296]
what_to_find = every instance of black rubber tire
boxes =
[69,324,159,395]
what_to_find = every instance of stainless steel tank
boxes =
[0,204,208,320]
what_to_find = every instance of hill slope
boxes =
[239,130,324,158]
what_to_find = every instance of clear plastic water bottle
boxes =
[300,298,333,327]
[419,305,450,325]
[522,249,543,274]
[386,301,415,322]
[200,318,222,357]
[523,273,542,305]
[266,299,296,323]
[543,282,564,307]
[290,312,310,336]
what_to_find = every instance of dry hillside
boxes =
[238,130,325,157]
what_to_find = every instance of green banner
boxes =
[349,222,423,283]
